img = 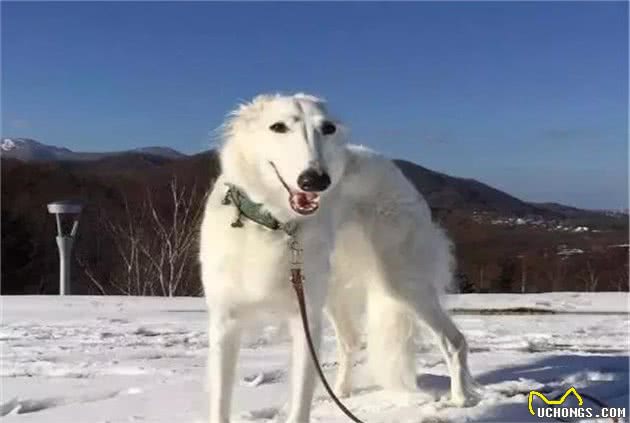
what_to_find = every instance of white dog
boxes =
[199,93,479,423]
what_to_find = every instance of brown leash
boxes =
[289,238,366,423]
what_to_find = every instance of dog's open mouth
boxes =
[289,192,320,215]
[269,162,320,216]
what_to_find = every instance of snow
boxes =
[445,292,629,314]
[1,293,628,423]
[557,248,585,257]
[1,138,17,152]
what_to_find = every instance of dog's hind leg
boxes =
[366,290,417,392]
[416,298,480,407]
[207,310,242,423]
[326,302,359,398]
[286,311,322,423]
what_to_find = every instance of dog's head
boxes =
[220,93,348,220]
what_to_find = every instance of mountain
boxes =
[2,148,627,295]
[393,159,545,216]
[0,138,185,162]
[1,138,625,224]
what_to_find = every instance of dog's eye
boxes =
[321,121,336,135]
[269,122,289,133]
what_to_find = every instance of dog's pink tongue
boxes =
[294,192,318,208]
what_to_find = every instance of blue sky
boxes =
[2,2,627,209]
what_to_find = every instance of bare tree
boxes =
[517,254,527,293]
[105,196,151,295]
[609,249,629,292]
[77,177,207,296]
[75,255,108,295]
[541,255,568,291]
[140,178,207,296]
[613,265,629,291]
[577,259,600,292]
[77,195,153,295]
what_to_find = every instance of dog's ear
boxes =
[223,94,276,135]
[249,94,279,108]
[294,93,327,107]
[236,93,326,118]
[231,95,270,117]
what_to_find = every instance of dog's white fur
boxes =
[200,93,479,423]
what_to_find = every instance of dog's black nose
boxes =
[297,168,331,192]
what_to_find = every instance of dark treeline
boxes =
[2,153,219,296]
[2,152,628,295]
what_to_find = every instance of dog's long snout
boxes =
[297,168,331,192]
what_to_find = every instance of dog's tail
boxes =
[365,224,454,392]
[365,288,417,391]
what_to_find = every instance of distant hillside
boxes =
[393,159,546,217]
[2,144,622,223]
[0,138,185,162]
[2,150,627,295]
[2,138,626,223]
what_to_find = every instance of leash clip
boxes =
[289,237,304,268]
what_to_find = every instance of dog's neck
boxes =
[221,183,298,236]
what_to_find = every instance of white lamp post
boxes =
[47,201,82,295]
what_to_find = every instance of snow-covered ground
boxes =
[1,293,628,423]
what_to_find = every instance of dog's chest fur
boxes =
[200,183,334,313]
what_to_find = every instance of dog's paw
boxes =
[333,381,351,399]
[451,387,482,407]
[284,418,310,423]
[238,406,281,421]
[465,372,483,392]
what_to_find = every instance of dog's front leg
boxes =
[207,311,242,423]
[286,311,322,423]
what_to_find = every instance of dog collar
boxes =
[221,183,298,236]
